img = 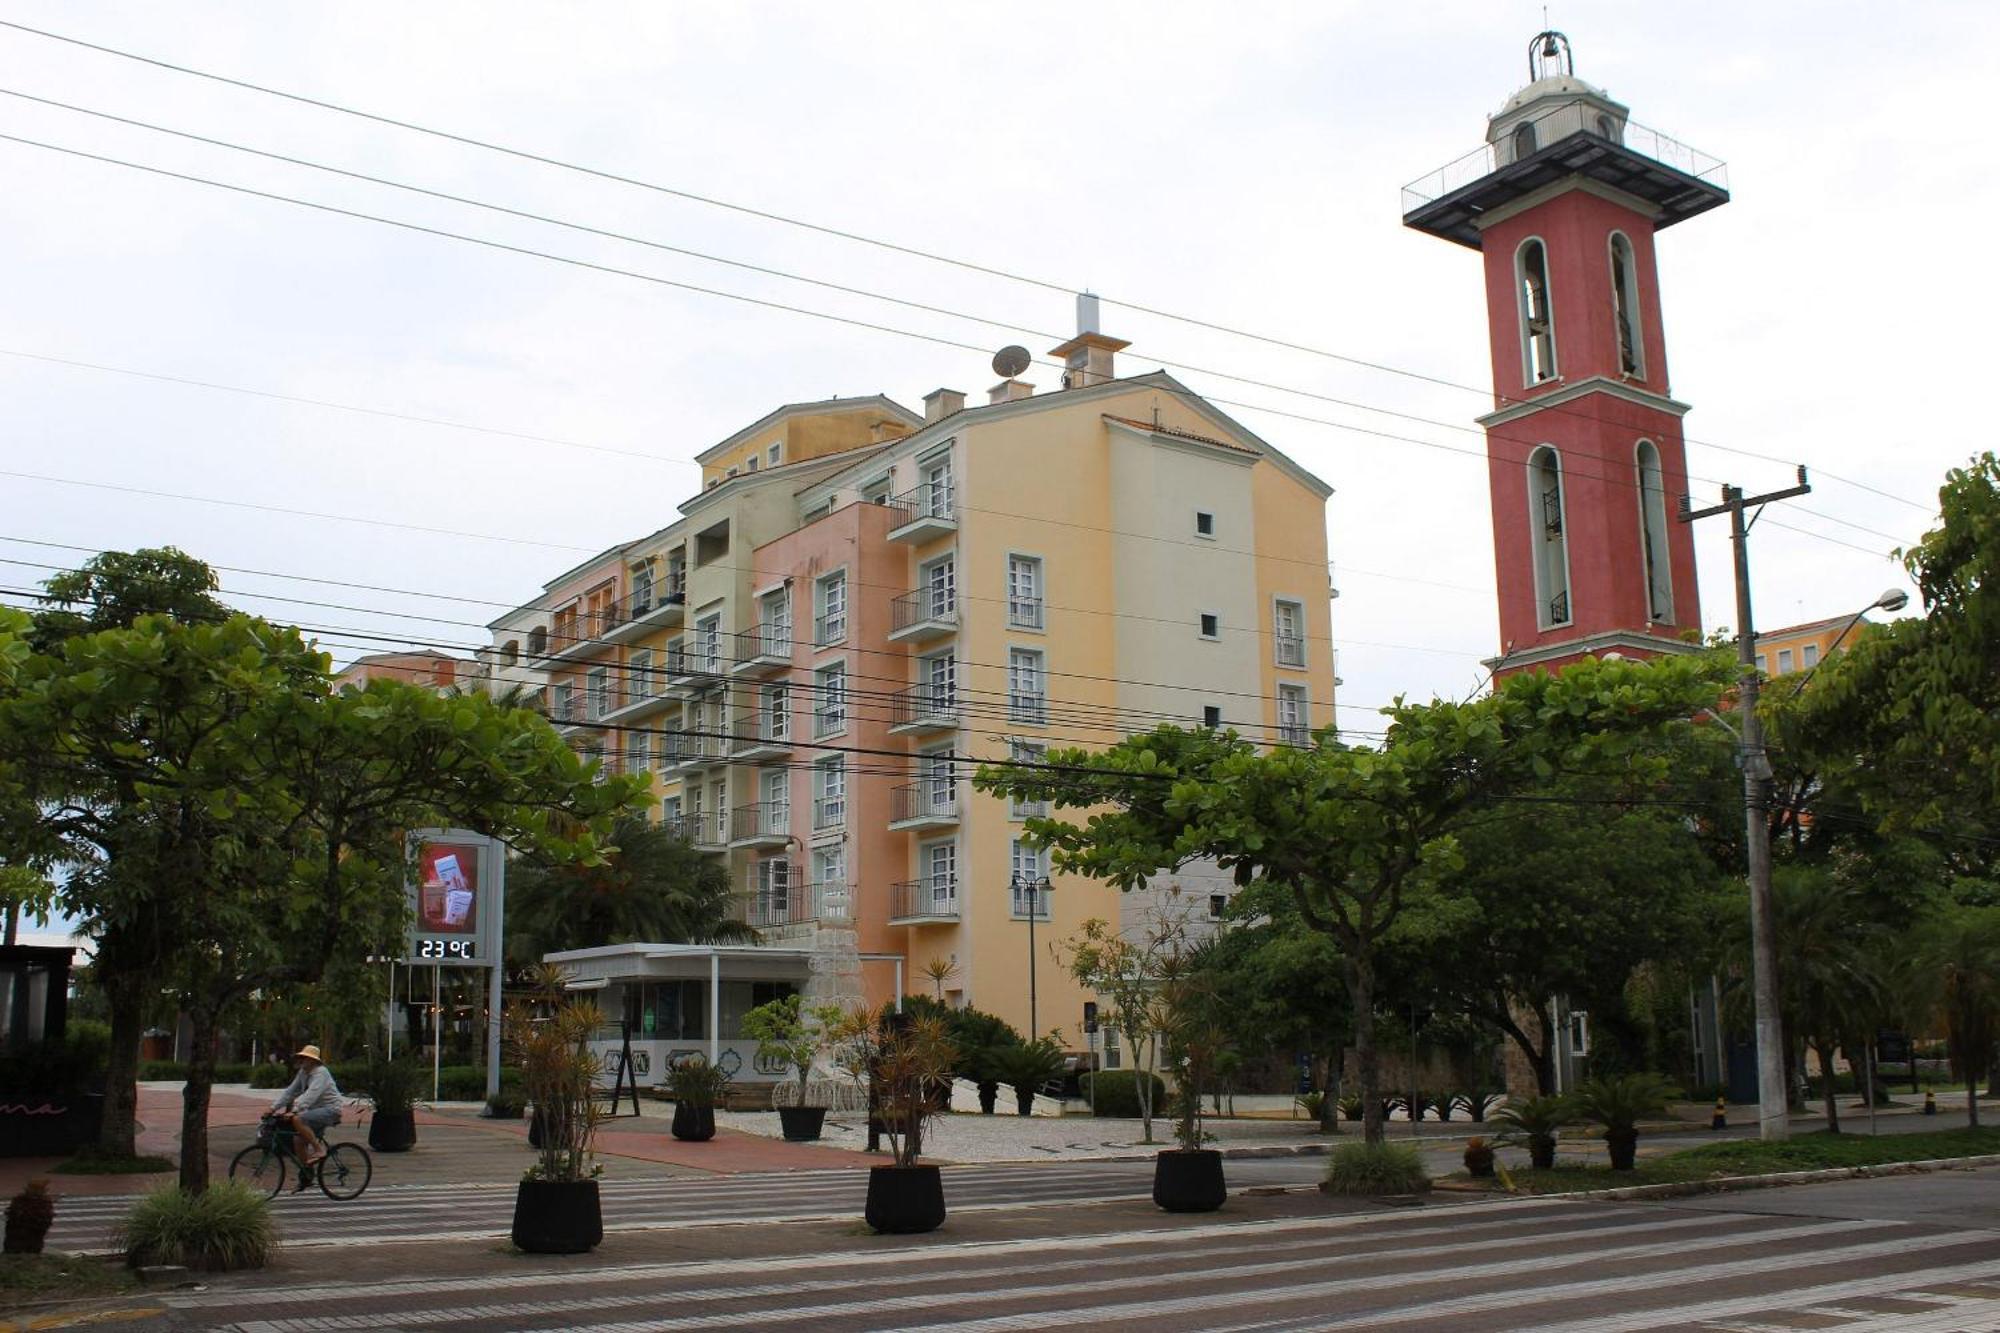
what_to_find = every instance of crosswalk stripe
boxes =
[1529,1262,2000,1332]
[168,1205,1700,1316]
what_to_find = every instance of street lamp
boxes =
[1781,588,1908,701]
[1011,873,1053,1036]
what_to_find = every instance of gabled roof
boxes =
[692,394,920,464]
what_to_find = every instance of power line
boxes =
[0,19,1937,518]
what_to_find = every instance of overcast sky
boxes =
[2,1,1992,737]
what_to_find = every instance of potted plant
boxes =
[485,1087,526,1120]
[987,1038,1065,1117]
[505,963,605,1254]
[1491,1093,1573,1171]
[1571,1073,1678,1171]
[363,1055,424,1153]
[1150,963,1229,1214]
[4,1181,55,1254]
[741,995,842,1141]
[666,1055,729,1142]
[831,1005,956,1234]
[1462,1136,1496,1179]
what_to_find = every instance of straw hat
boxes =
[294,1045,324,1064]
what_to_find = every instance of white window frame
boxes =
[762,683,789,742]
[1515,235,1559,387]
[1007,552,1044,631]
[1777,648,1794,674]
[1009,840,1051,920]
[1008,646,1047,725]
[1272,598,1307,668]
[1194,510,1216,539]
[1802,643,1820,669]
[920,450,955,518]
[1608,230,1645,379]
[923,839,959,912]
[815,662,847,737]
[814,757,847,832]
[1008,738,1048,820]
[1527,446,1575,630]
[767,441,783,466]
[816,569,848,647]
[922,554,957,620]
[1198,610,1220,641]
[1278,683,1309,748]
[628,648,653,703]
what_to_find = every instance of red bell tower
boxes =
[1404,31,1730,675]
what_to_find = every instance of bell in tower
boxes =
[1401,35,1732,677]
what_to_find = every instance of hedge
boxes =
[136,1061,254,1083]
[1077,1070,1169,1118]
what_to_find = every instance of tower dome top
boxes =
[1496,31,1615,116]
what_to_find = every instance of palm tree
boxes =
[1904,907,2000,1129]
[506,816,754,964]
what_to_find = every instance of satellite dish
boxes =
[992,345,1031,378]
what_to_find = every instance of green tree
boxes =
[505,815,750,963]
[30,545,227,649]
[1903,907,2000,1128]
[979,652,1728,1145]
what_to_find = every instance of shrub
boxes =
[138,1061,187,1082]
[987,1039,1066,1109]
[120,1182,277,1271]
[247,1064,290,1089]
[1296,1091,1326,1122]
[664,1054,730,1109]
[1322,1142,1431,1196]
[1491,1094,1574,1170]
[1463,1136,1496,1179]
[1077,1070,1168,1118]
[1337,1093,1363,1122]
[485,1088,526,1119]
[363,1057,427,1115]
[211,1063,252,1084]
[4,1181,55,1254]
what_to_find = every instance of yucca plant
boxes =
[1491,1093,1574,1170]
[120,1181,276,1271]
[1337,1092,1364,1122]
[1321,1141,1430,1196]
[829,1006,956,1168]
[1570,1073,1678,1170]
[664,1054,731,1108]
[505,963,605,1182]
[987,1038,1066,1117]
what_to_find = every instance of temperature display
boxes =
[415,937,476,961]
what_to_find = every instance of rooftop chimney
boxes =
[988,379,1035,405]
[922,387,966,423]
[1050,291,1131,389]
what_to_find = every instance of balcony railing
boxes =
[1009,691,1048,726]
[730,801,791,845]
[1275,633,1306,668]
[884,483,957,541]
[1278,722,1310,749]
[1008,596,1044,629]
[665,811,727,847]
[889,586,958,639]
[814,701,847,737]
[730,705,790,756]
[740,878,851,929]
[890,782,959,826]
[890,683,960,732]
[1402,99,1728,212]
[891,877,959,922]
[812,794,846,831]
[814,612,847,647]
[731,622,793,670]
[607,580,686,633]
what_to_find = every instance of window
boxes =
[1008,647,1046,724]
[1273,599,1306,667]
[1777,648,1794,674]
[726,466,738,479]
[815,662,847,736]
[1516,238,1558,385]
[1511,120,1538,160]
[586,667,609,720]
[1528,447,1573,628]
[1802,643,1820,669]
[1278,684,1308,747]
[756,856,792,917]
[553,680,575,723]
[1103,1026,1121,1069]
[1635,441,1674,623]
[924,652,958,714]
[1195,510,1215,538]
[1199,612,1219,640]
[745,455,759,474]
[921,453,954,518]
[761,683,789,741]
[501,639,520,666]
[816,571,848,645]
[696,613,723,673]
[922,750,957,817]
[1209,893,1227,919]
[861,475,892,506]
[661,794,681,823]
[1567,1010,1591,1058]
[814,758,846,830]
[925,840,959,911]
[628,649,653,704]
[813,846,846,918]
[626,734,648,781]
[1009,739,1048,819]
[923,556,957,620]
[759,587,791,655]
[1609,232,1644,377]
[1007,554,1043,629]
[1757,654,1769,675]
[768,442,782,466]
[526,626,548,657]
[1010,841,1051,919]
[1203,705,1222,730]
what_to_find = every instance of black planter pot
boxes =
[511,1178,603,1254]
[672,1102,716,1142]
[1014,1088,1036,1117]
[1605,1129,1638,1171]
[977,1082,998,1115]
[777,1106,826,1142]
[1529,1134,1557,1171]
[865,1164,946,1234]
[1152,1149,1227,1213]
[368,1109,417,1153]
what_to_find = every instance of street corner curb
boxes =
[1539,1151,2000,1203]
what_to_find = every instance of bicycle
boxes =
[229,1112,373,1200]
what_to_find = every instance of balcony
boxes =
[662,729,728,773]
[664,643,728,691]
[888,587,958,644]
[740,879,852,931]
[890,877,959,925]
[812,795,846,834]
[889,684,960,736]
[1278,723,1311,749]
[729,801,791,849]
[885,483,957,544]
[730,622,793,675]
[1007,596,1044,630]
[813,613,847,649]
[665,811,728,851]
[1008,692,1049,727]
[602,581,687,645]
[603,672,675,724]
[1275,633,1306,669]
[1402,99,1729,249]
[531,614,614,668]
[889,782,959,832]
[730,707,792,762]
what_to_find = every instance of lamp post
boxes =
[1781,588,1909,702]
[1012,873,1053,1036]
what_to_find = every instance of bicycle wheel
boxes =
[318,1142,372,1200]
[229,1144,286,1199]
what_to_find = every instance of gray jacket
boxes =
[271,1064,342,1115]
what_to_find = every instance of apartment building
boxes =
[485,313,1336,1080]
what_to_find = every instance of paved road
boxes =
[137,1181,2000,1331]
[46,1158,1326,1253]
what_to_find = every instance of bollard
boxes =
[1710,1095,1726,1130]
[1923,1089,1937,1116]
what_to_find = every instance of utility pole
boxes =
[1682,468,1811,1142]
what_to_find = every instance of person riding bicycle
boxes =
[268,1044,342,1166]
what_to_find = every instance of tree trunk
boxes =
[1319,1042,1341,1133]
[98,977,144,1158]
[178,1004,220,1194]
[1969,1079,1981,1131]
[1137,1034,1156,1143]
[3,900,17,947]
[1817,1039,1840,1134]
[1347,953,1383,1146]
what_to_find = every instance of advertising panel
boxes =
[404,830,503,966]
